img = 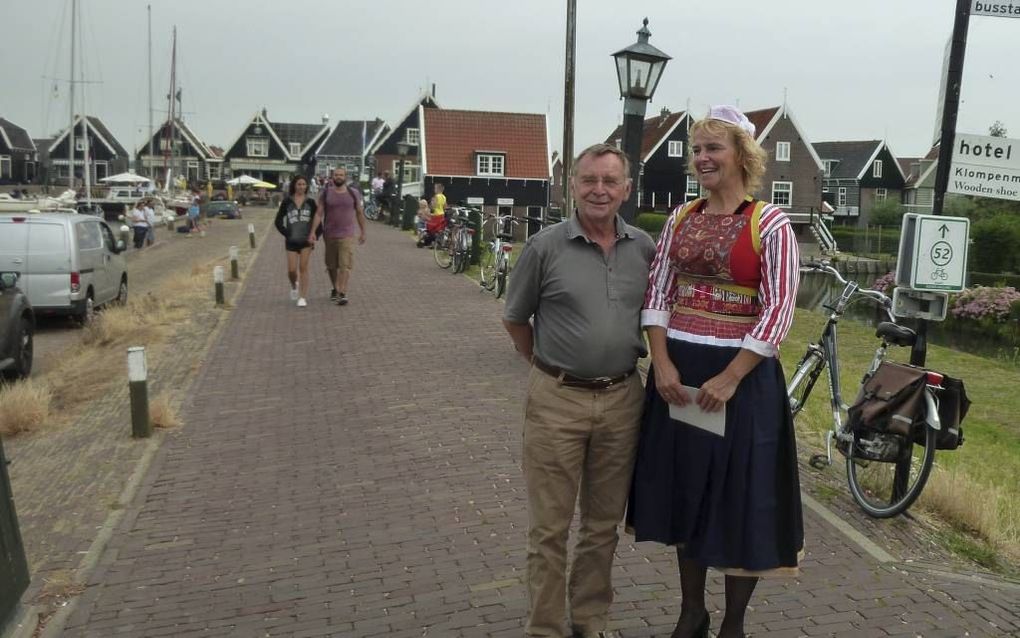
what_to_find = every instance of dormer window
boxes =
[476,152,505,177]
[247,137,269,157]
[823,159,837,178]
[289,142,302,156]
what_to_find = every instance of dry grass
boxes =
[0,379,53,435]
[150,393,182,429]
[32,569,85,604]
[918,465,1020,565]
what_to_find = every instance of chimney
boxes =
[261,107,268,119]
[322,113,329,125]
[660,106,671,119]
[432,83,436,99]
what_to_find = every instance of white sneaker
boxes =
[296,297,307,307]
[290,287,299,301]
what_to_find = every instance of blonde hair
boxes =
[687,118,767,196]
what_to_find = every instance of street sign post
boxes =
[948,132,1020,202]
[896,213,970,293]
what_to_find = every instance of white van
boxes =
[0,213,128,323]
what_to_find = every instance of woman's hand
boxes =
[306,234,316,245]
[696,370,739,413]
[653,358,691,406]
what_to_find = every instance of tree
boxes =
[870,198,905,227]
[989,121,1008,138]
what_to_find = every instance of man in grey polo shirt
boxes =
[503,143,655,638]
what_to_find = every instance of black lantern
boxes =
[611,18,671,222]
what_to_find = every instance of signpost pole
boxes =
[916,0,971,369]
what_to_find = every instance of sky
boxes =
[2,0,1018,162]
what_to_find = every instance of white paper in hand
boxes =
[667,385,726,436]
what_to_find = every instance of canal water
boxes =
[797,271,1019,365]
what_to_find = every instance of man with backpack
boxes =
[309,167,366,305]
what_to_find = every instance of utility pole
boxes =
[562,0,576,216]
[147,4,154,175]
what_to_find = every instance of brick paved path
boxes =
[61,222,1019,637]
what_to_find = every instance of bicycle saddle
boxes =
[875,322,916,347]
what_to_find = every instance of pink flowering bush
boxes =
[950,286,1020,323]
[873,271,896,295]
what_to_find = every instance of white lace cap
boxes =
[707,105,756,137]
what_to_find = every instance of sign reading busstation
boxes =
[971,1,1020,18]
[948,132,1020,202]
[897,214,970,293]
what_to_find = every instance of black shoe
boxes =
[670,612,709,638]
[330,289,339,302]
[336,292,348,306]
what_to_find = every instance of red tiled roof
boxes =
[743,107,780,140]
[604,111,687,159]
[423,109,548,179]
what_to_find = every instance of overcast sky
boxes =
[3,0,1017,161]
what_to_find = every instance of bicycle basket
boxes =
[837,430,906,463]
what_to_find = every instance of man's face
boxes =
[332,169,346,186]
[570,152,630,224]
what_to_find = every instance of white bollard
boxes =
[229,246,240,280]
[248,223,256,248]
[213,266,225,305]
[127,347,151,438]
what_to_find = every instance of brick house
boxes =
[420,107,550,238]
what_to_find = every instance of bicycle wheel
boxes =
[433,230,453,269]
[846,424,936,518]
[479,244,497,290]
[364,199,379,221]
[787,349,825,417]
[456,230,471,273]
[494,258,508,299]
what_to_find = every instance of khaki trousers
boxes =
[523,366,644,637]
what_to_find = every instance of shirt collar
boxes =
[565,213,633,242]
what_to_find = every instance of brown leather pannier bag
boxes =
[847,361,927,437]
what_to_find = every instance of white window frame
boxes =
[0,156,10,179]
[685,175,700,200]
[392,160,420,184]
[288,142,302,156]
[873,159,883,178]
[667,140,683,157]
[615,138,622,149]
[74,138,86,152]
[875,187,887,201]
[246,136,269,157]
[405,128,420,145]
[476,153,505,177]
[775,141,791,162]
[771,181,793,207]
[207,163,221,179]
[823,159,835,177]
[838,187,847,206]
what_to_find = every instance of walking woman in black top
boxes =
[274,175,317,307]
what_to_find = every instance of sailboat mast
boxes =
[147,4,154,175]
[79,0,91,206]
[68,0,76,189]
[164,26,176,183]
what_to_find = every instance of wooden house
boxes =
[44,115,129,184]
[223,109,330,184]
[604,108,694,211]
[315,118,390,183]
[136,117,223,185]
[371,93,440,198]
[0,117,37,185]
[813,140,907,226]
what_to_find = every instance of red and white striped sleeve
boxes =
[641,204,684,328]
[743,205,800,357]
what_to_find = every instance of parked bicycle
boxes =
[363,193,381,221]
[786,260,949,518]
[433,208,472,271]
[479,213,520,298]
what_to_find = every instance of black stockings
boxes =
[672,550,759,638]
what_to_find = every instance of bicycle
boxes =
[364,193,381,221]
[479,213,520,298]
[786,260,944,518]
[449,208,476,274]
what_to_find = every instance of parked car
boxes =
[203,201,242,220]
[0,213,128,325]
[0,272,33,380]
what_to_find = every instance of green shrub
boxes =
[970,272,1020,288]
[634,212,669,237]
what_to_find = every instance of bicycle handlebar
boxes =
[801,259,892,308]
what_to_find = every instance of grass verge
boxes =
[786,307,1020,568]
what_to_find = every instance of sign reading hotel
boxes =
[971,1,1020,18]
[948,133,1020,202]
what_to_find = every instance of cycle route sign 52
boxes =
[897,214,970,292]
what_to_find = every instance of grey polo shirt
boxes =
[504,214,656,379]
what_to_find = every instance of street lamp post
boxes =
[392,140,413,227]
[612,18,671,223]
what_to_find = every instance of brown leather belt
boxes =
[532,357,635,390]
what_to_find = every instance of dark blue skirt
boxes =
[626,339,803,572]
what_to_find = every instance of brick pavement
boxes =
[58,221,1019,637]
